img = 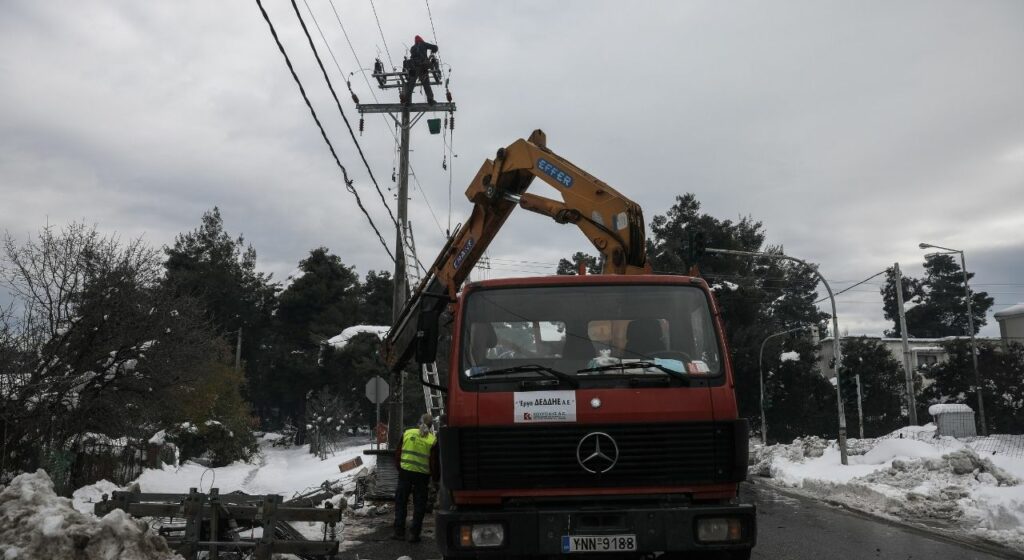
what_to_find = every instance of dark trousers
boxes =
[394,469,430,535]
[402,64,434,103]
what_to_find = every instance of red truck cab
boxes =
[435,274,755,559]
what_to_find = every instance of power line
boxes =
[291,0,398,228]
[424,0,439,44]
[254,0,394,263]
[323,0,444,243]
[367,0,395,68]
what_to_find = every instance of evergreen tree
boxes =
[277,248,361,346]
[838,337,907,437]
[646,195,834,440]
[359,270,394,325]
[763,340,838,443]
[556,252,601,275]
[881,254,993,338]
[920,340,1024,433]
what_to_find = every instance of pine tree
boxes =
[647,194,834,440]
[881,254,994,338]
[838,337,907,437]
[556,252,601,275]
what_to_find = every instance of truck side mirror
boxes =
[415,307,441,364]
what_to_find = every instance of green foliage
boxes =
[278,248,361,347]
[920,340,1024,433]
[556,252,601,275]
[764,338,838,443]
[838,337,908,437]
[882,254,994,338]
[646,194,832,441]
[360,270,393,325]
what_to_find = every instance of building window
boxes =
[917,354,939,368]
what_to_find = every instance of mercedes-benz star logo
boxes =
[576,432,619,473]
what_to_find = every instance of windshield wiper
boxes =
[469,364,579,389]
[576,361,689,383]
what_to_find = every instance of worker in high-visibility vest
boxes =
[392,413,438,543]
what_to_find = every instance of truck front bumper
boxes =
[436,501,756,558]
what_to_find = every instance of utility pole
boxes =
[893,263,917,425]
[235,327,242,373]
[358,57,456,448]
[855,374,864,439]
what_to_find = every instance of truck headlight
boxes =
[459,523,505,547]
[696,517,743,543]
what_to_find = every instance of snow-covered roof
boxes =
[928,403,973,416]
[326,325,390,349]
[994,303,1024,320]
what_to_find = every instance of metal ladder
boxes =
[403,222,446,420]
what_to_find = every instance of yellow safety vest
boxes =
[400,428,436,474]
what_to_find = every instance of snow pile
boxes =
[72,479,122,515]
[326,325,390,349]
[755,426,1024,552]
[0,470,181,559]
[779,351,800,362]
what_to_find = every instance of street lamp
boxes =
[707,248,849,465]
[918,242,987,435]
[758,326,813,445]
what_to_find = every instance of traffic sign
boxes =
[365,376,390,404]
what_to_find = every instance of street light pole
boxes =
[758,326,813,445]
[707,248,849,465]
[919,243,987,436]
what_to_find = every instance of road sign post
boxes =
[365,376,390,449]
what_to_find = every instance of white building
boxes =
[994,304,1024,347]
[817,336,949,378]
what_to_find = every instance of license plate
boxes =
[561,534,637,553]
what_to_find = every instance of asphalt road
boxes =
[339,482,1022,560]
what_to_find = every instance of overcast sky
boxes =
[2,0,1022,336]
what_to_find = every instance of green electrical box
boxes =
[427,118,442,135]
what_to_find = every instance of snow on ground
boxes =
[754,425,1024,552]
[72,434,377,516]
[1,470,182,559]
[134,434,376,498]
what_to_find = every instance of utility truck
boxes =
[383,130,755,559]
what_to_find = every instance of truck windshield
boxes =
[460,284,722,381]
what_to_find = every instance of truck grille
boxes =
[450,421,743,491]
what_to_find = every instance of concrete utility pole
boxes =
[893,263,917,425]
[855,374,864,439]
[235,327,243,372]
[919,243,987,436]
[708,248,849,465]
[358,71,456,448]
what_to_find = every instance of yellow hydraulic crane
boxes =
[382,129,651,372]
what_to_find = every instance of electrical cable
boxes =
[291,0,398,228]
[254,0,395,263]
[424,0,439,45]
[813,269,888,304]
[367,0,395,68]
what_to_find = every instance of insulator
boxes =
[392,169,396,182]
[351,93,359,104]
[443,115,448,127]
[359,117,364,134]
[446,90,453,103]
[442,155,447,170]
[450,115,454,130]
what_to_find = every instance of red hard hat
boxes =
[414,35,424,43]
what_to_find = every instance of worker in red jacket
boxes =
[401,35,438,105]
[392,413,438,543]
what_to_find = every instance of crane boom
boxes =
[382,130,652,371]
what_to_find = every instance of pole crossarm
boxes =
[357,102,456,114]
[707,247,849,465]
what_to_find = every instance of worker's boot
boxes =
[408,532,422,543]
[391,528,406,540]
